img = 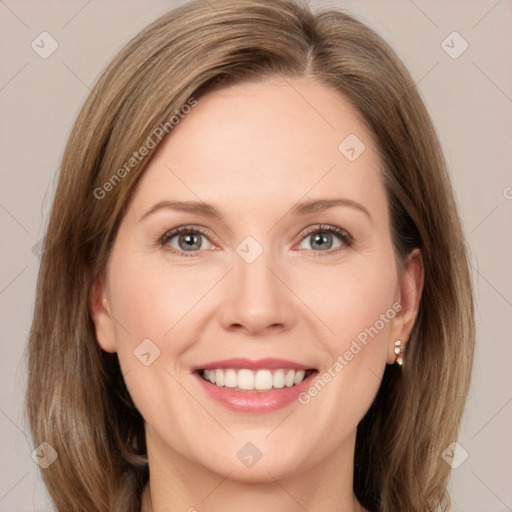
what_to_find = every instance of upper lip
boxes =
[191,357,315,372]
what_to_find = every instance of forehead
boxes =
[125,77,386,223]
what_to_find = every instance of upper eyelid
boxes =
[160,225,215,243]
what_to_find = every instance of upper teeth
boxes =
[202,368,307,390]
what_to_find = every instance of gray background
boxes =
[1,1,511,510]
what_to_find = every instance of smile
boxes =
[199,368,314,391]
[192,358,318,413]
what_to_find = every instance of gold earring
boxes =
[394,340,404,366]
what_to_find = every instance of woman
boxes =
[25,0,475,511]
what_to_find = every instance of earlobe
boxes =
[387,248,424,364]
[89,277,117,353]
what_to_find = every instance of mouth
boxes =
[191,358,318,413]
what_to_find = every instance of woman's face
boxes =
[91,77,422,484]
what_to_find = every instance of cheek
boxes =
[336,266,397,355]
[293,251,398,355]
[292,249,397,417]
[304,254,398,398]
[108,253,212,349]
[106,257,206,438]
[105,245,239,400]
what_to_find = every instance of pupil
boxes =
[312,233,332,250]
[180,233,200,251]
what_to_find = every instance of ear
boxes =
[89,276,117,353]
[386,248,424,364]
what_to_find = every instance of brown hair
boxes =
[25,1,475,510]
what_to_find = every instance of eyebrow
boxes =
[139,198,372,223]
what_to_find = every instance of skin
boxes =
[90,77,423,512]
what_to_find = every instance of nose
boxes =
[218,247,297,336]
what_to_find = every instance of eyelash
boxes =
[157,224,353,258]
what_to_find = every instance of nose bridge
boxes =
[219,234,295,333]
[236,241,277,297]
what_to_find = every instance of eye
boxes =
[157,223,353,257]
[296,224,353,255]
[158,225,214,257]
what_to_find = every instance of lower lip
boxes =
[194,371,318,413]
